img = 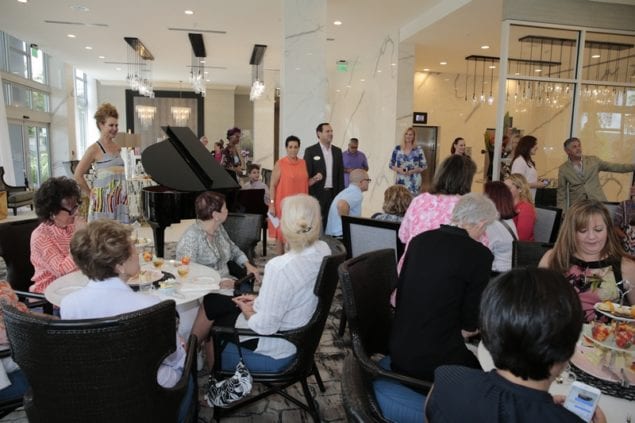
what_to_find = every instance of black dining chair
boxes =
[210,252,345,422]
[3,300,197,423]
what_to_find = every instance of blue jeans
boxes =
[220,342,294,373]
[372,356,426,423]
[177,374,195,423]
[0,369,28,402]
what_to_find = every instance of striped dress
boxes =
[88,141,128,223]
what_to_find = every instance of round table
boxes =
[45,261,229,339]
[477,342,634,422]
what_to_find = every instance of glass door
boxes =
[7,119,51,187]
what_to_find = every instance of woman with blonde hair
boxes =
[191,194,330,385]
[372,185,413,223]
[539,200,635,321]
[74,103,128,223]
[389,127,427,195]
[504,173,536,241]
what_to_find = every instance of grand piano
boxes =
[141,126,240,257]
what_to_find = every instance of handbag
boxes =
[204,332,253,408]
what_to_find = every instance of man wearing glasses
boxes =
[325,169,370,238]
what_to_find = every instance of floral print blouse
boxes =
[389,145,427,195]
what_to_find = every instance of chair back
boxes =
[0,219,39,292]
[223,213,264,260]
[236,189,268,216]
[512,240,553,268]
[602,201,620,220]
[533,206,562,243]
[3,301,187,423]
[261,168,272,187]
[338,249,395,356]
[342,215,404,260]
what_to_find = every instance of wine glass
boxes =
[177,265,190,280]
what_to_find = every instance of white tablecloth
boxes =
[45,261,226,338]
[477,342,635,422]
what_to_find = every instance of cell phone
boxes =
[233,273,255,297]
[563,381,601,422]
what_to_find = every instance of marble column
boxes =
[281,0,327,155]
[252,69,277,170]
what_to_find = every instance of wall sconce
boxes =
[135,105,156,128]
[171,106,191,126]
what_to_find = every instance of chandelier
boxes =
[249,44,267,101]
[171,106,191,126]
[124,37,154,98]
[135,105,156,128]
[188,33,207,97]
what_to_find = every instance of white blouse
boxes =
[511,156,538,200]
[486,219,518,273]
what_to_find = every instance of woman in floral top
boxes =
[539,200,635,321]
[176,191,260,284]
[389,127,427,195]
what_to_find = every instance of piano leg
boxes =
[150,224,166,258]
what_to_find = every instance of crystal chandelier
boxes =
[125,37,154,98]
[249,44,267,101]
[135,105,156,128]
[188,33,207,97]
[171,106,191,126]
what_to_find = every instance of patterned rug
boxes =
[0,240,350,423]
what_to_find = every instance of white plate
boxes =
[571,344,635,385]
[128,269,163,285]
[594,302,635,323]
[581,324,634,353]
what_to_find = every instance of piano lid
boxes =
[141,126,239,192]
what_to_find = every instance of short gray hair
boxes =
[451,193,498,227]
[281,194,321,251]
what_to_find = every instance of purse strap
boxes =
[233,329,245,362]
[500,219,518,241]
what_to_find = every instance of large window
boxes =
[0,32,48,84]
[2,80,49,112]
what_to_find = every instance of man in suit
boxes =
[557,137,635,212]
[305,123,345,230]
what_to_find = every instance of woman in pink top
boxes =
[504,173,536,241]
[399,155,478,269]
[30,177,85,293]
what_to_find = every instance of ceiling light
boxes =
[391,63,396,67]
[377,69,382,73]
[70,5,89,12]
[84,46,92,50]
[250,44,267,101]
[199,60,205,64]
[591,54,601,58]
[67,34,76,38]
[17,0,28,3]
[423,68,430,71]
[534,69,542,72]
[440,61,447,65]
[188,33,207,97]
[204,71,208,75]
[98,55,105,59]
[481,45,490,50]
[489,65,496,69]
[184,10,194,15]
[333,20,342,26]
[360,79,365,82]
[115,67,122,71]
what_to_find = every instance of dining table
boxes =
[45,260,231,339]
[477,342,635,422]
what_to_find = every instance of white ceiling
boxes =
[0,0,505,89]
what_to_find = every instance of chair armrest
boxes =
[15,291,54,315]
[5,185,28,194]
[211,325,296,341]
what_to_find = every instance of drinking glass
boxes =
[177,265,190,279]
[152,256,164,269]
[555,363,576,385]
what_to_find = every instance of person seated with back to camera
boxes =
[371,184,413,223]
[425,268,606,423]
[189,194,330,401]
[60,220,192,423]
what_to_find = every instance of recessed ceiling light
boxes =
[345,84,351,88]
[84,46,92,50]
[295,67,301,71]
[204,71,208,75]
[360,78,365,82]
[534,69,542,72]
[481,45,490,50]
[489,65,496,69]
[514,72,520,75]
[423,68,430,72]
[98,55,105,59]
[17,0,28,3]
[184,10,194,15]
[206,79,210,82]
[67,34,76,38]
[115,67,122,71]
[391,63,396,67]
[336,89,341,93]
[377,69,382,73]
[591,54,601,58]
[199,60,205,64]
[70,5,90,12]
[440,61,447,65]
[333,20,342,26]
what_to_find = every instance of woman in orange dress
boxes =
[268,135,310,255]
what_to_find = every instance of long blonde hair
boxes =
[507,173,533,204]
[400,127,416,150]
[547,200,626,274]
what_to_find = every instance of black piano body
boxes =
[141,126,239,257]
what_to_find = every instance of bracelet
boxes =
[270,200,274,204]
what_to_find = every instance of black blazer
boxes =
[304,142,345,197]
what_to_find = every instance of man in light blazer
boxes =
[556,137,635,212]
[305,123,345,230]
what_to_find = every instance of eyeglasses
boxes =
[59,202,81,215]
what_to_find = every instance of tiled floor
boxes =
[0,213,349,422]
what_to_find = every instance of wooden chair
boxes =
[338,249,431,422]
[0,218,51,312]
[223,212,264,262]
[211,253,345,422]
[3,301,197,423]
[533,205,562,243]
[512,240,553,268]
[0,167,35,216]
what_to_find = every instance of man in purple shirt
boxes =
[342,138,369,187]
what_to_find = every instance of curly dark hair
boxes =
[195,191,226,221]
[34,177,82,223]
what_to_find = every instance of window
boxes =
[0,31,48,84]
[75,69,89,155]
[2,80,49,112]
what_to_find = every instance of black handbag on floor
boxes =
[205,332,253,407]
